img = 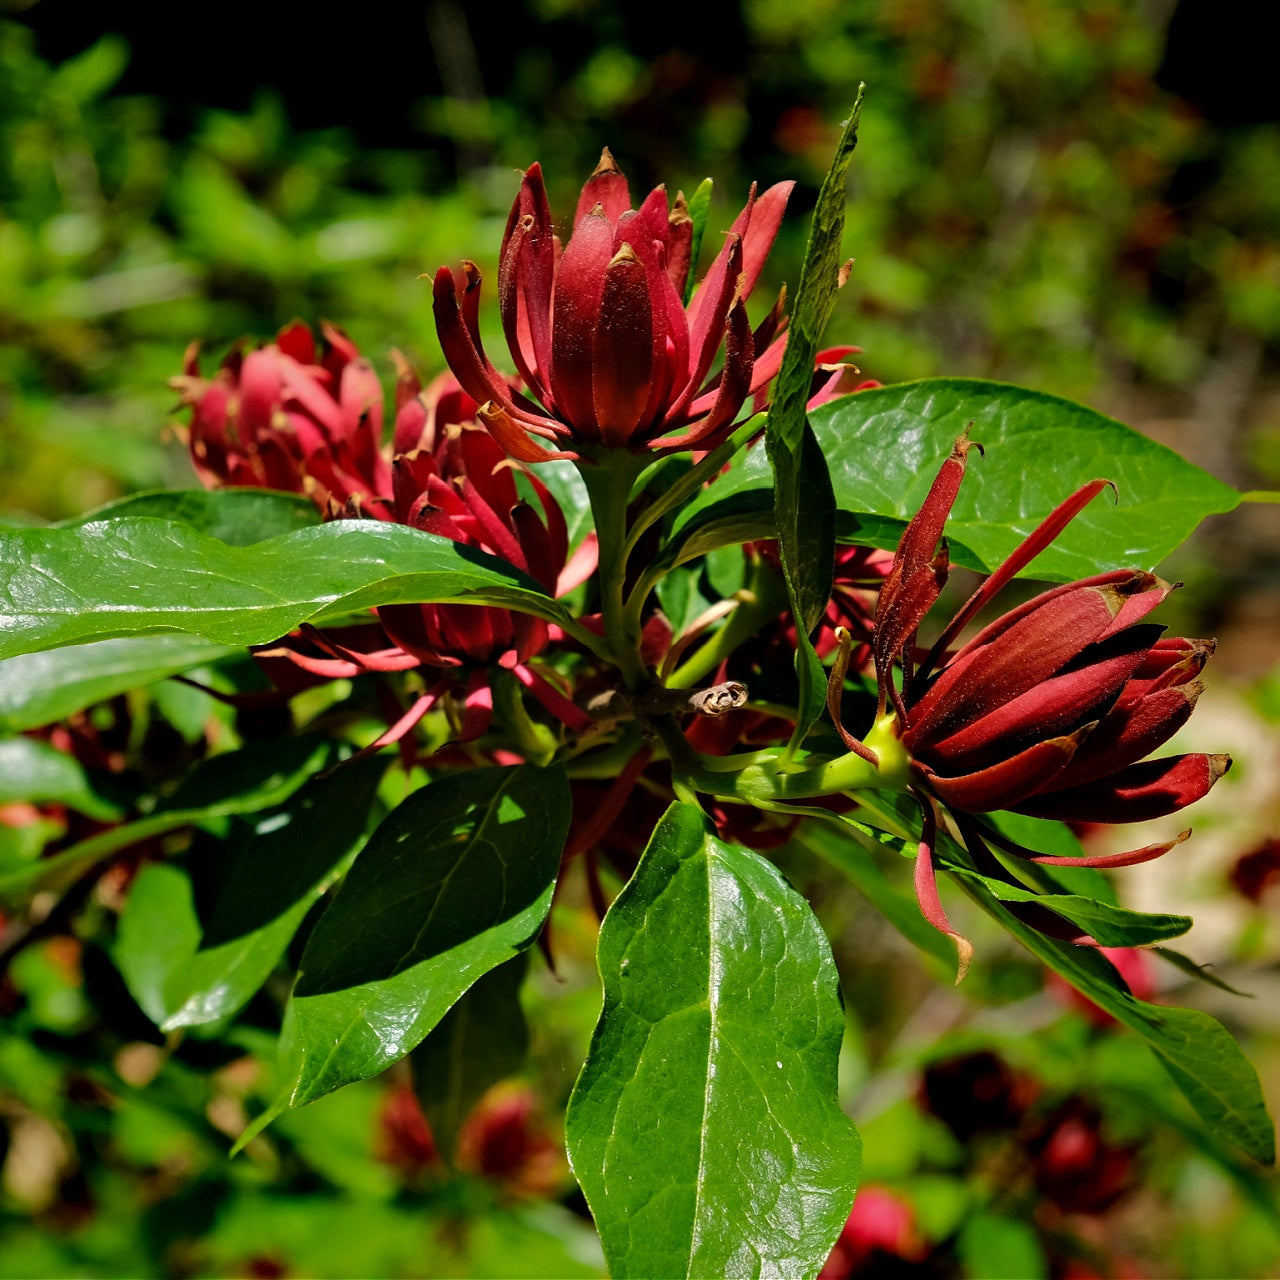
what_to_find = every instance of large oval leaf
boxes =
[59,488,320,545]
[278,762,570,1109]
[674,379,1240,581]
[0,517,570,660]
[567,802,860,1279]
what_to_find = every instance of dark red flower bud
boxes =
[434,149,794,456]
[864,439,1229,962]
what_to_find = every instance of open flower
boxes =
[173,321,390,511]
[433,149,794,458]
[862,437,1229,962]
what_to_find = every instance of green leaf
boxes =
[58,488,320,545]
[0,736,331,904]
[0,517,569,660]
[943,864,1192,946]
[1153,946,1254,998]
[683,178,714,305]
[764,94,861,744]
[960,874,1275,1164]
[0,737,120,820]
[567,803,860,1279]
[957,1211,1047,1280]
[0,635,238,734]
[113,863,203,1026]
[412,954,531,1158]
[159,756,387,1030]
[675,378,1240,580]
[278,763,570,1109]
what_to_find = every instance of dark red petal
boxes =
[575,148,632,226]
[874,438,972,698]
[1030,831,1189,869]
[651,296,754,450]
[915,624,1164,772]
[913,800,973,981]
[666,234,745,425]
[500,165,557,399]
[920,480,1113,674]
[665,191,694,295]
[921,730,1084,812]
[432,265,524,412]
[907,583,1135,746]
[593,244,657,446]
[550,208,614,438]
[513,662,593,732]
[734,180,794,303]
[1013,753,1231,823]
[1039,681,1201,789]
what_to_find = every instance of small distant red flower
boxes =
[1229,836,1280,903]
[433,149,794,458]
[860,437,1230,966]
[819,1185,927,1278]
[1028,1100,1139,1215]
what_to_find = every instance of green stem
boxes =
[577,450,650,689]
[621,414,764,562]
[656,710,910,807]
[665,556,790,688]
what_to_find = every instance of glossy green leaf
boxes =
[277,763,570,1109]
[160,756,387,1030]
[567,803,860,1279]
[674,378,1240,580]
[0,517,568,660]
[412,954,531,1158]
[960,873,1275,1164]
[0,737,120,820]
[943,864,1192,946]
[0,635,237,734]
[59,487,320,545]
[0,736,331,904]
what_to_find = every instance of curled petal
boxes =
[477,402,577,464]
[650,296,754,451]
[913,799,973,982]
[921,728,1086,812]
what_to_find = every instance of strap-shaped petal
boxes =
[1013,753,1230,823]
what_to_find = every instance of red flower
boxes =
[864,438,1229,962]
[819,1186,927,1278]
[433,149,794,458]
[173,322,390,511]
[1028,1100,1138,1214]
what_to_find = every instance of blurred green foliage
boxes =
[3,2,1279,1275]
